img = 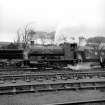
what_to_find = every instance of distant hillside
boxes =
[87,36,105,43]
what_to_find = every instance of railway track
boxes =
[57,99,105,105]
[0,67,105,94]
[0,66,104,75]
[0,69,105,80]
[0,68,105,86]
[0,78,105,94]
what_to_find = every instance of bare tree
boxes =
[87,37,105,55]
[86,38,105,67]
[91,41,104,59]
[15,24,36,49]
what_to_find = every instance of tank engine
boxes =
[0,43,80,69]
[28,42,79,69]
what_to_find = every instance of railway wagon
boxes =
[0,49,24,67]
[0,49,23,59]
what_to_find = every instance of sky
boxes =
[0,0,105,42]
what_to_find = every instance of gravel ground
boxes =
[0,89,105,105]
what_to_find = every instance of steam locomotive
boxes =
[0,43,81,69]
